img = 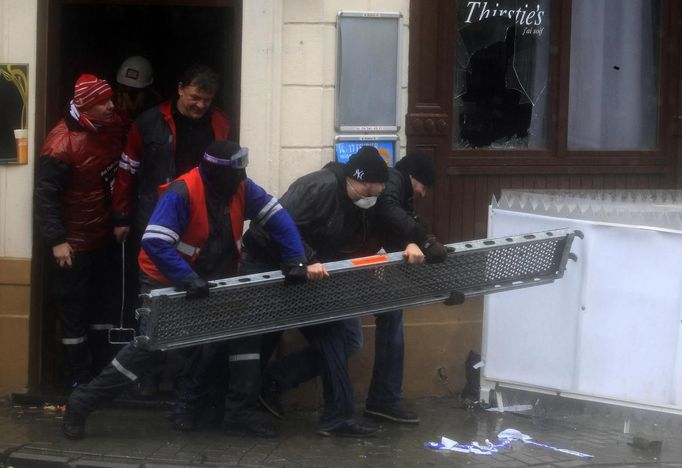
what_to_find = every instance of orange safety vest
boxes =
[139,167,246,285]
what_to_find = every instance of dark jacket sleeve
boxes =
[242,179,307,265]
[376,169,428,250]
[242,170,336,263]
[278,171,338,262]
[35,156,71,247]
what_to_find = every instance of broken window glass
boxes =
[453,0,551,149]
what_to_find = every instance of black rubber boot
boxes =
[62,405,88,440]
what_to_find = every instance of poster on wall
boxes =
[335,11,402,131]
[335,134,398,167]
[0,64,28,164]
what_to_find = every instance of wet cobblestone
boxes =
[1,397,681,467]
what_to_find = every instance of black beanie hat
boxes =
[395,154,435,187]
[344,146,389,183]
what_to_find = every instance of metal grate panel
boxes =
[136,229,580,350]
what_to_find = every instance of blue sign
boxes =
[335,140,395,167]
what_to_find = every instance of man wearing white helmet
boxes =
[114,55,162,120]
[112,55,163,380]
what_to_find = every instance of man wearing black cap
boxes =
[242,146,389,437]
[61,141,308,440]
[362,153,448,425]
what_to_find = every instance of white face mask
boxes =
[353,196,377,209]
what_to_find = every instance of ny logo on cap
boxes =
[353,169,365,180]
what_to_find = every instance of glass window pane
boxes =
[453,0,551,149]
[568,0,660,150]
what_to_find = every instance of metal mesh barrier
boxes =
[136,229,580,350]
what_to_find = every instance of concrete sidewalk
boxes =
[2,395,682,467]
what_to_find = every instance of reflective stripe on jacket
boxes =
[138,167,245,284]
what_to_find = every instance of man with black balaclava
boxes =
[112,64,231,397]
[61,141,308,440]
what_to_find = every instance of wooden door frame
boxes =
[30,0,241,390]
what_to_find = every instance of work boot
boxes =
[258,378,284,419]
[317,420,378,438]
[224,413,278,438]
[61,405,88,440]
[197,402,225,429]
[136,373,160,399]
[172,412,197,432]
[364,403,420,424]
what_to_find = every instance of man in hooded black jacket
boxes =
[255,153,449,428]
[363,154,446,424]
[242,146,390,437]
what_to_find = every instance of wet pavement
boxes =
[2,394,682,467]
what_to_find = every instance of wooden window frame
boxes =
[447,0,677,174]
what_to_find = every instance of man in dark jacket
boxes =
[242,146,389,437]
[62,141,308,440]
[35,74,127,387]
[112,64,230,240]
[255,152,449,429]
[363,154,447,424]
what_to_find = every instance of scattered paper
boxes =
[426,428,593,459]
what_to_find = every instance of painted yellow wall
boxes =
[0,258,30,396]
[241,0,410,195]
[0,0,37,396]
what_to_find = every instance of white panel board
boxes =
[484,209,682,411]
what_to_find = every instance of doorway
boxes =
[32,0,242,393]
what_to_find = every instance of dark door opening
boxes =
[33,0,241,394]
[55,2,241,133]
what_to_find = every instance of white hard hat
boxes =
[116,56,154,88]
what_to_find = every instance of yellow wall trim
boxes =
[0,257,31,285]
[0,257,31,396]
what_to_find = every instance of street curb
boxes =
[6,449,70,467]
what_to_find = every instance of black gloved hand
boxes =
[444,290,465,306]
[422,235,449,264]
[182,276,210,300]
[281,262,307,285]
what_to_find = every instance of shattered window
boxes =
[453,1,551,149]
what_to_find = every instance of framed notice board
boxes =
[334,134,398,167]
[335,11,402,132]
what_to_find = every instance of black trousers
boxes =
[68,273,164,413]
[49,242,121,381]
[69,275,261,421]
[68,340,164,413]
[174,336,262,423]
[262,323,355,430]
[241,251,357,430]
